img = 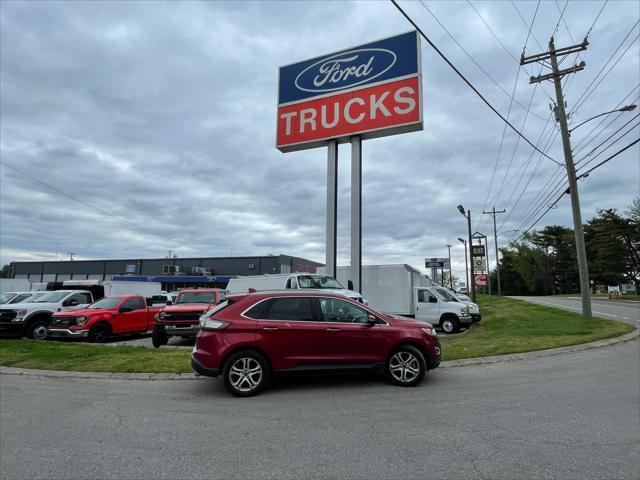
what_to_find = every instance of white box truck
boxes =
[320,265,471,333]
[0,278,32,293]
[226,273,365,303]
[102,280,163,297]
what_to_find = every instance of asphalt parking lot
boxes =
[1,338,638,480]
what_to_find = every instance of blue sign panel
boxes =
[279,31,420,105]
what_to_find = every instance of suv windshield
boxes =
[176,291,216,304]
[434,287,459,302]
[297,276,344,289]
[34,292,70,303]
[88,297,122,309]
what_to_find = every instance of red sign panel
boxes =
[277,77,421,152]
[474,274,488,286]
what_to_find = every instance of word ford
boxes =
[295,48,397,93]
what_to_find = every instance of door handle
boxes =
[325,328,341,332]
[262,327,279,331]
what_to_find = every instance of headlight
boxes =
[461,307,470,316]
[75,316,89,326]
[158,312,167,320]
[13,309,28,321]
[421,326,437,336]
[201,318,230,330]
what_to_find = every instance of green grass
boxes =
[0,341,192,373]
[439,295,635,360]
[0,296,635,372]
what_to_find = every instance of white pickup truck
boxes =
[227,273,366,303]
[0,290,94,339]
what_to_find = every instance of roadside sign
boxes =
[473,258,485,271]
[277,31,423,152]
[425,257,450,268]
[471,245,485,257]
[474,274,488,286]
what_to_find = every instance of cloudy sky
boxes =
[1,0,638,281]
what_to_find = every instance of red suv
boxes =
[191,291,441,396]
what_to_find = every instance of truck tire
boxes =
[88,323,111,343]
[152,326,168,348]
[440,315,460,334]
[27,319,50,340]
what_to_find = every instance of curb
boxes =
[1,329,637,380]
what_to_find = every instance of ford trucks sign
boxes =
[277,31,423,152]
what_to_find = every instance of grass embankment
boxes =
[0,296,635,372]
[440,295,635,360]
[0,341,193,374]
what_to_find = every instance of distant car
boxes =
[457,287,469,295]
[192,290,442,397]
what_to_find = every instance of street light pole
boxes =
[446,244,452,288]
[458,238,469,293]
[458,205,475,302]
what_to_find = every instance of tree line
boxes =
[492,197,640,296]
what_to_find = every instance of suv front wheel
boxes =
[222,350,270,397]
[386,345,426,387]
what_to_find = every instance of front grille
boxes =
[162,312,201,321]
[0,310,17,322]
[51,316,77,327]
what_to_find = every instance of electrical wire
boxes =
[418,1,547,121]
[390,0,561,166]
[577,138,640,178]
[575,113,640,165]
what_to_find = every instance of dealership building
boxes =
[9,254,323,290]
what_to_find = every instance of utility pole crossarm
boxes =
[521,37,588,65]
[530,62,586,84]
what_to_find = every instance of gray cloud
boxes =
[1,0,638,281]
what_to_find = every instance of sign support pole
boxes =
[326,140,338,278]
[351,136,362,293]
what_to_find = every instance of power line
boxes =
[0,160,196,252]
[511,137,640,241]
[577,138,640,178]
[575,113,640,165]
[418,0,547,121]
[569,19,640,115]
[390,0,561,166]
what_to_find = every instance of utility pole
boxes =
[483,207,506,296]
[522,36,592,317]
[458,238,469,292]
[446,244,452,288]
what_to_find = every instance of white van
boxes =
[226,273,365,303]
[414,286,472,333]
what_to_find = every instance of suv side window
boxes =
[122,297,145,310]
[264,297,315,321]
[319,298,369,324]
[244,299,272,319]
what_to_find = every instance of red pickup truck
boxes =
[48,295,162,343]
[152,288,224,348]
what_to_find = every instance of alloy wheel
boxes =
[229,357,263,393]
[389,351,420,384]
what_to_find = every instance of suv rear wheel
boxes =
[386,345,426,387]
[222,350,270,397]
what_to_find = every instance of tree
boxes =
[0,264,10,278]
[585,209,638,286]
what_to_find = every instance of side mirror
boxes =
[367,314,377,325]
[429,296,438,304]
[64,299,79,307]
[166,300,173,305]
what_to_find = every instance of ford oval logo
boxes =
[295,48,397,93]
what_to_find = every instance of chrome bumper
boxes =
[48,328,90,338]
